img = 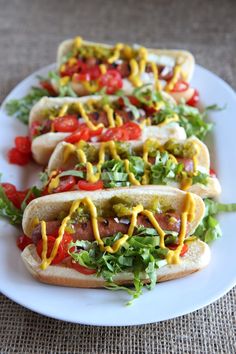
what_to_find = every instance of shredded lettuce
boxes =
[48,71,77,97]
[5,87,50,124]
[69,229,168,304]
[195,199,236,243]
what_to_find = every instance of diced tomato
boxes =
[8,147,31,166]
[15,136,31,154]
[1,183,17,195]
[99,126,128,142]
[123,122,142,140]
[100,121,141,142]
[62,233,75,253]
[88,65,101,80]
[53,115,79,133]
[53,176,76,193]
[1,183,19,208]
[68,259,96,275]
[89,126,103,137]
[36,236,67,264]
[98,70,123,94]
[30,121,41,140]
[187,89,200,107]
[144,105,157,115]
[78,180,103,191]
[36,232,75,264]
[168,243,189,257]
[210,168,216,177]
[171,80,189,92]
[17,234,33,251]
[60,60,87,78]
[73,72,91,82]
[64,126,90,143]
[1,183,34,209]
[40,81,57,96]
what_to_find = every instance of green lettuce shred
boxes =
[195,199,236,243]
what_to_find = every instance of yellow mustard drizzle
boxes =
[48,176,60,193]
[66,38,185,93]
[99,64,107,74]
[103,104,115,127]
[115,114,123,127]
[139,59,146,74]
[58,104,69,117]
[129,59,142,87]
[166,192,195,264]
[124,160,141,185]
[59,76,70,86]
[61,138,199,189]
[73,36,83,50]
[165,64,181,91]
[107,43,124,64]
[150,62,161,91]
[75,102,104,130]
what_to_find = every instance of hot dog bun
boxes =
[29,95,186,165]
[22,186,205,238]
[47,136,221,198]
[21,238,210,288]
[21,186,207,289]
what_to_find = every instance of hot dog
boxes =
[21,186,210,300]
[53,36,197,104]
[44,136,221,198]
[29,91,187,164]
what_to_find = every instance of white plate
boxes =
[0,64,235,326]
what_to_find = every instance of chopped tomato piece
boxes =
[60,60,87,77]
[168,243,189,257]
[99,126,128,142]
[53,176,76,193]
[73,72,91,82]
[68,259,96,275]
[78,180,103,191]
[53,115,79,133]
[17,234,33,251]
[1,183,17,195]
[15,136,31,154]
[210,168,216,177]
[98,70,123,94]
[100,122,141,142]
[1,183,20,208]
[123,122,142,140]
[171,80,189,92]
[187,89,200,107]
[8,147,31,165]
[1,183,34,209]
[36,236,67,264]
[40,81,57,96]
[30,121,41,140]
[88,65,101,80]
[89,126,103,137]
[64,126,90,143]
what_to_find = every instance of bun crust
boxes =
[21,239,210,288]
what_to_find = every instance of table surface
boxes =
[0,0,235,352]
